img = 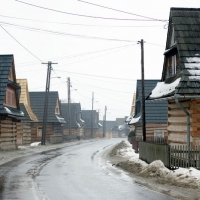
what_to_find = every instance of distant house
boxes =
[147,8,200,146]
[29,91,66,143]
[127,80,168,138]
[81,110,101,138]
[0,55,24,150]
[99,120,117,138]
[61,103,85,140]
[17,79,38,145]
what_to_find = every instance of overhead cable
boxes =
[78,0,168,22]
[0,25,42,62]
[0,21,137,43]
[0,14,164,27]
[15,0,165,21]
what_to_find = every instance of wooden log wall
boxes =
[0,117,18,150]
[191,99,200,146]
[167,99,191,145]
[31,123,54,143]
[63,128,80,136]
[135,124,167,137]
[16,122,31,146]
[84,129,98,139]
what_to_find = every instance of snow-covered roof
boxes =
[129,116,141,124]
[125,115,132,123]
[98,122,102,127]
[149,78,181,99]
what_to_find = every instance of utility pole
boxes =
[41,61,58,145]
[138,39,146,142]
[91,92,94,138]
[103,106,107,138]
[67,77,71,136]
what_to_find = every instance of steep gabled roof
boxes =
[61,103,84,128]
[17,79,38,121]
[81,110,100,129]
[0,55,23,117]
[129,80,168,125]
[29,91,66,123]
[171,8,200,94]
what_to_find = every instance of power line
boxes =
[15,0,163,21]
[0,14,167,28]
[53,44,136,67]
[54,69,136,81]
[78,0,168,22]
[0,21,137,43]
[72,79,133,94]
[0,25,42,62]
[15,43,136,67]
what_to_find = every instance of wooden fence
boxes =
[139,142,200,170]
[170,145,200,169]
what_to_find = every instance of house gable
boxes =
[29,91,66,123]
[17,79,38,121]
[0,55,23,117]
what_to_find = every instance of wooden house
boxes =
[81,110,101,139]
[61,103,85,140]
[128,80,168,138]
[147,8,200,146]
[0,55,24,150]
[29,91,66,143]
[99,120,117,138]
[17,79,38,145]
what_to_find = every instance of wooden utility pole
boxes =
[91,92,94,138]
[139,39,146,142]
[103,106,107,138]
[41,61,58,145]
[67,77,71,136]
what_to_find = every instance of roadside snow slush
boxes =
[109,140,200,200]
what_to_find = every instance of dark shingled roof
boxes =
[171,8,200,94]
[81,110,100,129]
[129,80,168,124]
[160,8,200,97]
[99,120,117,133]
[0,55,23,117]
[29,91,66,123]
[61,103,84,129]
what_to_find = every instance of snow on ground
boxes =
[30,142,41,147]
[113,140,200,189]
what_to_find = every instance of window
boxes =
[55,99,60,114]
[37,127,42,137]
[4,87,17,108]
[154,130,164,137]
[172,55,176,75]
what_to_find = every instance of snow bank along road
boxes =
[106,140,200,200]
[0,138,174,200]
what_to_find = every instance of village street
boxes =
[0,138,174,200]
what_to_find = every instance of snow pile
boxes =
[139,160,170,178]
[113,140,200,189]
[30,142,41,147]
[110,140,135,157]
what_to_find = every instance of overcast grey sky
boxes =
[0,0,199,120]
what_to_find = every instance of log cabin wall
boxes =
[84,129,98,138]
[63,128,80,136]
[135,124,167,137]
[190,99,200,146]
[16,122,31,146]
[0,117,18,150]
[167,99,190,145]
[31,123,54,143]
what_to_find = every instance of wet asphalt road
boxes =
[0,138,175,200]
